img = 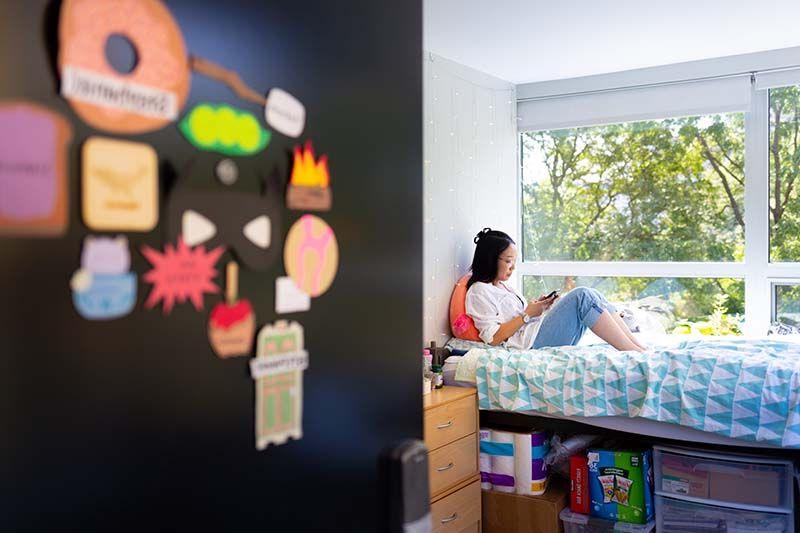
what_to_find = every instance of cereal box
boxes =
[587,449,653,524]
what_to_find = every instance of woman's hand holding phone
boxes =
[526,291,559,317]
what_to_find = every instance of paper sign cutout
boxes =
[58,0,190,133]
[275,276,310,314]
[253,320,307,449]
[179,103,271,156]
[182,209,217,247]
[208,262,255,358]
[286,141,331,212]
[82,137,158,231]
[284,215,338,298]
[71,235,136,320]
[167,163,283,271]
[0,102,72,236]
[141,238,224,314]
[265,88,305,138]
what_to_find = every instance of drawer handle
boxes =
[441,513,458,524]
[436,420,453,429]
[436,462,454,472]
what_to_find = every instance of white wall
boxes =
[423,52,518,345]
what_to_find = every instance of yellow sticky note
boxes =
[82,137,158,231]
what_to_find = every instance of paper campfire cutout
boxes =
[286,141,331,212]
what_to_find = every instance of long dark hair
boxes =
[467,228,515,288]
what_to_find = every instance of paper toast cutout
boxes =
[275,276,310,314]
[58,0,191,133]
[283,215,338,298]
[167,162,283,271]
[208,262,255,358]
[0,102,72,236]
[286,141,331,212]
[265,88,305,138]
[82,137,158,231]
[179,103,271,156]
[141,238,224,314]
[71,235,136,320]
[252,320,308,450]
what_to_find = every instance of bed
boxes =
[445,337,800,450]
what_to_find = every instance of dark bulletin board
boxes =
[0,1,422,530]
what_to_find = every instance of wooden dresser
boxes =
[423,386,481,532]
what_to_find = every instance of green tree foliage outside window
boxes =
[770,86,800,262]
[521,113,749,333]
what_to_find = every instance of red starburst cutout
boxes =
[141,238,225,314]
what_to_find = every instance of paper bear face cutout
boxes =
[166,159,283,271]
[81,235,131,274]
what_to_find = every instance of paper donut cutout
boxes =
[283,215,338,298]
[208,262,255,358]
[58,0,191,134]
[82,136,159,231]
[0,102,72,236]
[71,235,136,320]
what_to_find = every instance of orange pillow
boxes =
[449,274,481,341]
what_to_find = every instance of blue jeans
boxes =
[532,287,617,348]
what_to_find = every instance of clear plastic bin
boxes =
[653,446,793,511]
[559,508,655,533]
[655,495,792,533]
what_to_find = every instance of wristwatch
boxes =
[520,311,532,324]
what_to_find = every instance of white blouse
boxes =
[465,281,541,350]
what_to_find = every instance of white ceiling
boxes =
[424,0,800,85]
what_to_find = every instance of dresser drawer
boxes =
[424,394,476,451]
[429,433,478,497]
[431,479,481,532]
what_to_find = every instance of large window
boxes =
[769,86,800,262]
[521,114,745,263]
[523,276,744,336]
[517,74,800,337]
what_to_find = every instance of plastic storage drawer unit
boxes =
[559,508,655,533]
[653,446,793,511]
[656,495,791,532]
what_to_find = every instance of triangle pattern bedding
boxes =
[448,338,800,448]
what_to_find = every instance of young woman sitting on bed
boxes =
[465,228,647,353]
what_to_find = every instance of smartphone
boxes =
[542,289,560,300]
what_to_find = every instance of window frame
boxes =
[516,83,800,337]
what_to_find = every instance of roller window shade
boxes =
[755,68,800,91]
[518,76,751,132]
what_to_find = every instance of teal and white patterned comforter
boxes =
[447,338,800,448]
